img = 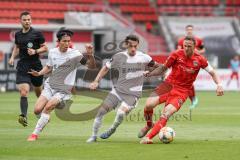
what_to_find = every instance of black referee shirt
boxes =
[15,27,45,62]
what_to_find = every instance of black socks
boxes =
[20,96,28,117]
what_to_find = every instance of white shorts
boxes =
[110,88,139,111]
[41,81,72,103]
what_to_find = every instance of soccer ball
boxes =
[0,86,6,93]
[159,127,175,144]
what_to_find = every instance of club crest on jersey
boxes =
[27,42,33,48]
[178,98,183,106]
[193,61,198,67]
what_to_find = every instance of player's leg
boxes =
[189,86,198,109]
[16,71,32,127]
[235,73,239,88]
[33,95,48,118]
[87,93,119,143]
[17,83,30,127]
[100,99,136,139]
[138,92,165,138]
[34,82,53,118]
[140,88,188,144]
[31,74,43,97]
[31,62,44,97]
[140,104,177,144]
[33,86,42,97]
[27,97,59,141]
[227,72,233,86]
[28,91,69,141]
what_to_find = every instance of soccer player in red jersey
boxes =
[177,25,205,109]
[139,36,224,144]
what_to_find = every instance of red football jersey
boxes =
[164,49,208,90]
[178,36,204,50]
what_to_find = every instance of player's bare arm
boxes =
[208,70,224,96]
[89,66,109,90]
[84,44,96,69]
[204,64,224,96]
[8,45,19,65]
[145,62,162,75]
[145,64,168,77]
[27,42,48,56]
[28,65,52,77]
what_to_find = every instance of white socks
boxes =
[110,110,125,130]
[92,116,103,137]
[33,113,50,135]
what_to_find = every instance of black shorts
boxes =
[16,60,43,87]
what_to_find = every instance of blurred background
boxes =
[0,0,239,92]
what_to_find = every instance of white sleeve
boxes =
[143,53,152,63]
[105,59,112,69]
[71,49,82,58]
[46,53,53,67]
[203,63,213,73]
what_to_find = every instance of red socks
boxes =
[144,108,153,127]
[146,117,167,139]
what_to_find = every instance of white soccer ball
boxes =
[159,127,175,144]
[0,86,6,93]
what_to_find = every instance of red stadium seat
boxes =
[120,6,155,14]
[132,14,158,22]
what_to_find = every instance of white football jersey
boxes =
[46,47,83,86]
[105,50,153,97]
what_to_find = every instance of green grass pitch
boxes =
[0,91,240,160]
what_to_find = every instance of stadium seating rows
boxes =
[132,14,158,22]
[108,0,149,5]
[157,0,219,6]
[158,6,215,16]
[226,0,240,6]
[0,0,97,4]
[120,6,155,14]
[0,18,48,24]
[0,10,64,20]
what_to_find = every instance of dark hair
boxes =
[184,36,196,45]
[20,11,30,18]
[185,24,194,29]
[56,28,74,41]
[125,34,139,44]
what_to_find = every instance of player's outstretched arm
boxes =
[145,64,168,77]
[89,66,109,90]
[28,65,52,77]
[208,69,224,96]
[8,45,19,66]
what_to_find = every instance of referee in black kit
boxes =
[8,11,48,127]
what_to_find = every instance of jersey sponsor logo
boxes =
[193,61,199,67]
[27,42,33,48]
[179,65,195,74]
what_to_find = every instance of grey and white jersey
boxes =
[45,48,84,93]
[105,50,153,98]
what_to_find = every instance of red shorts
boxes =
[155,84,189,111]
[188,86,195,98]
[230,72,239,79]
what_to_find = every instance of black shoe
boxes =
[18,114,28,127]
